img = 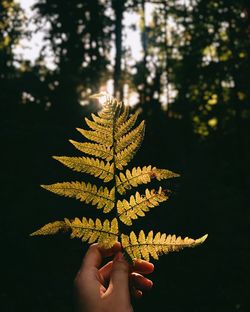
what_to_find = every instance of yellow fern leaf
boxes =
[91,113,113,127]
[98,97,122,120]
[76,127,113,146]
[116,121,145,153]
[85,117,113,134]
[122,231,208,261]
[151,168,180,181]
[115,110,139,140]
[30,221,70,236]
[115,136,144,170]
[116,105,129,128]
[116,166,179,194]
[69,140,113,161]
[117,187,168,225]
[33,95,207,260]
[65,217,119,248]
[41,182,115,213]
[53,156,114,182]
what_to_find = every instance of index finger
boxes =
[82,242,121,270]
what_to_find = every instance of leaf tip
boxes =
[89,92,109,99]
[196,234,208,245]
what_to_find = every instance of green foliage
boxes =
[31,95,207,261]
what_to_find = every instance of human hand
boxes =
[74,242,154,312]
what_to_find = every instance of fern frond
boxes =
[115,111,139,140]
[85,117,113,134]
[150,169,180,181]
[117,187,168,225]
[30,221,70,236]
[76,128,113,146]
[53,156,114,182]
[116,166,179,195]
[91,113,113,127]
[116,105,129,128]
[115,136,143,170]
[41,182,115,213]
[122,231,208,261]
[33,94,207,263]
[116,121,145,153]
[98,97,122,120]
[66,217,119,248]
[69,140,113,161]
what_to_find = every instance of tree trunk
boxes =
[112,0,124,100]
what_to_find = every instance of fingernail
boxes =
[148,280,153,288]
[114,251,124,262]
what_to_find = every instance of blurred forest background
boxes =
[1,0,250,311]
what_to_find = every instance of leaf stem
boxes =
[112,102,122,246]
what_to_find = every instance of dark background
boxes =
[1,1,250,311]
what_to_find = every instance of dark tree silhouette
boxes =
[33,0,112,117]
[0,0,24,114]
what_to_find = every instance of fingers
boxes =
[131,259,154,275]
[131,287,143,299]
[80,242,154,274]
[108,252,130,300]
[99,261,154,289]
[99,258,154,280]
[130,272,153,291]
[130,273,153,299]
[75,243,122,298]
[129,261,154,299]
[99,260,113,284]
[82,242,121,270]
[110,252,130,286]
[78,242,154,300]
[99,261,153,299]
[130,272,153,299]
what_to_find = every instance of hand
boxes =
[74,242,154,312]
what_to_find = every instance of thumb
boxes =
[109,252,130,298]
